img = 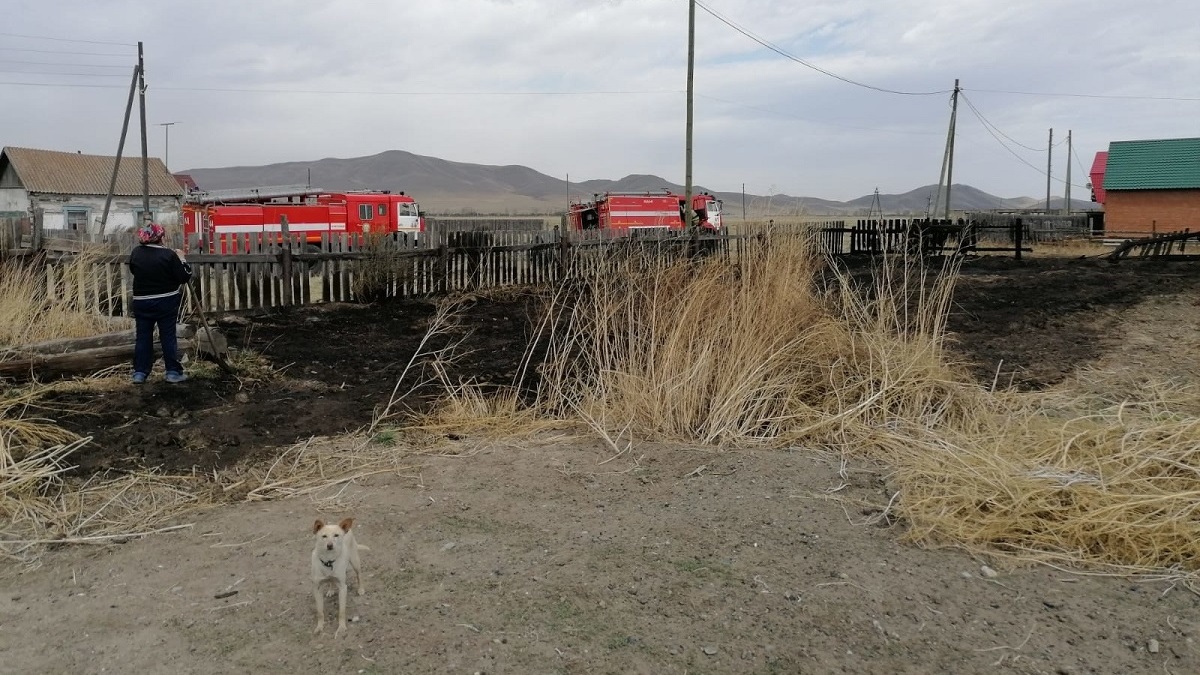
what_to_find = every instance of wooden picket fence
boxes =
[23,216,1036,320]
[30,228,740,318]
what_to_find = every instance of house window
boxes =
[65,208,89,232]
[134,209,155,227]
[377,203,387,217]
[358,204,373,220]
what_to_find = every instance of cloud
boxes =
[2,0,1197,201]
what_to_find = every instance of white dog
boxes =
[311,518,367,637]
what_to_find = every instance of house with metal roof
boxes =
[1102,137,1200,236]
[0,146,183,233]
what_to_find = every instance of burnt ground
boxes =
[38,256,1200,477]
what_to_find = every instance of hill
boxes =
[183,150,1098,215]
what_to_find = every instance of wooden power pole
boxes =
[138,41,150,221]
[1063,130,1072,215]
[944,79,959,220]
[933,79,960,220]
[99,64,140,236]
[1045,128,1053,212]
[684,0,695,229]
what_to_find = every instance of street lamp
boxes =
[157,122,176,170]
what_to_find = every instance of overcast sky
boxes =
[2,0,1197,200]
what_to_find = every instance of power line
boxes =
[960,92,1088,189]
[694,0,951,97]
[0,32,136,47]
[1071,144,1091,183]
[958,94,1044,153]
[696,93,942,135]
[0,80,684,96]
[0,59,130,68]
[0,70,130,78]
[965,87,1200,103]
[0,46,130,57]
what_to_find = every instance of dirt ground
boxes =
[5,256,1200,674]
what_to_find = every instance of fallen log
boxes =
[0,338,195,380]
[5,324,195,356]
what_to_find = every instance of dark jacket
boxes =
[129,244,193,299]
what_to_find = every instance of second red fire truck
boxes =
[567,191,724,233]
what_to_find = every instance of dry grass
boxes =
[421,231,1200,579]
[0,430,423,566]
[536,233,968,447]
[0,252,131,349]
[350,233,420,302]
[891,376,1200,574]
[1026,237,1113,258]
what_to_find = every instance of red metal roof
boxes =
[174,173,199,192]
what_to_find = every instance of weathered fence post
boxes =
[557,227,570,280]
[438,243,450,293]
[32,209,44,251]
[1013,217,1023,261]
[279,215,294,304]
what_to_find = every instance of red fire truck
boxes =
[567,191,724,232]
[182,185,424,252]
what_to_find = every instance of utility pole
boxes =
[158,122,176,170]
[99,64,140,236]
[944,78,959,220]
[742,182,746,221]
[933,79,959,220]
[684,0,696,229]
[137,41,150,221]
[1045,128,1053,212]
[1063,130,1072,215]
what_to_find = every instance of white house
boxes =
[0,146,183,233]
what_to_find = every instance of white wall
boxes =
[30,194,181,233]
[0,187,29,213]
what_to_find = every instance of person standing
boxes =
[128,222,193,384]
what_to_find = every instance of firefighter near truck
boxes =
[567,191,724,233]
[182,186,424,253]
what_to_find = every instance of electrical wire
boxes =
[0,59,129,68]
[694,0,951,96]
[958,94,1044,153]
[0,70,130,77]
[696,93,942,135]
[960,92,1089,189]
[0,80,683,96]
[0,81,122,88]
[965,87,1200,102]
[1071,144,1092,183]
[0,46,130,57]
[0,32,136,47]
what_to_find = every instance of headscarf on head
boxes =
[137,222,165,245]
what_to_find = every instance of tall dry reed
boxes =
[0,251,131,348]
[435,230,1200,575]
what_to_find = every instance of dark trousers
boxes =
[133,293,183,375]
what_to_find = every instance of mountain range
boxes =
[182,149,1098,216]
